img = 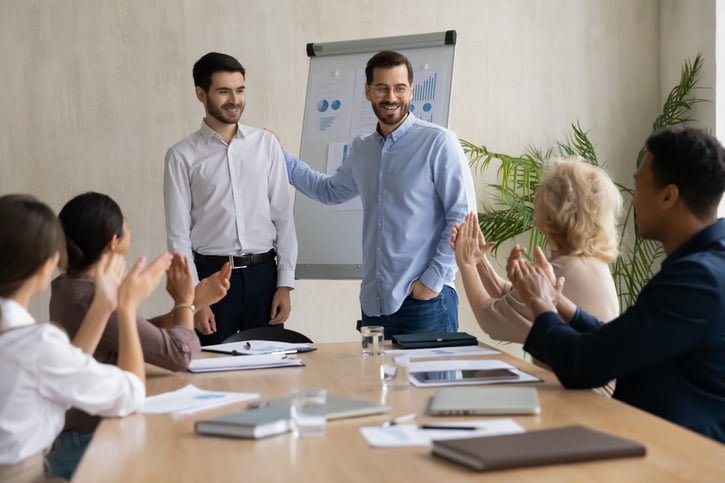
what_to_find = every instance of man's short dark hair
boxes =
[193,52,245,92]
[365,50,413,85]
[646,126,725,217]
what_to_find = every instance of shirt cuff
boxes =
[523,311,563,361]
[277,269,296,289]
[418,269,444,294]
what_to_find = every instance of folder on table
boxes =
[432,425,646,471]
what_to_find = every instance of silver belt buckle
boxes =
[229,255,247,270]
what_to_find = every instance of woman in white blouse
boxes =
[0,194,171,482]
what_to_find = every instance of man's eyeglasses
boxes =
[370,84,410,97]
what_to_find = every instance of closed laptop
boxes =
[429,386,541,416]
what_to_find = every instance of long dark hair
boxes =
[0,194,66,298]
[58,192,124,272]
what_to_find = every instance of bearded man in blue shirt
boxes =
[511,126,725,443]
[284,50,476,337]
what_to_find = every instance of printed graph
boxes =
[413,72,437,101]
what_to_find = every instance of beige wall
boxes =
[1,1,715,353]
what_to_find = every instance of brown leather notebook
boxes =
[432,425,646,472]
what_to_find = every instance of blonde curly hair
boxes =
[536,157,623,263]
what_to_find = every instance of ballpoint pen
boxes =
[419,425,479,431]
[268,349,303,356]
[382,412,417,428]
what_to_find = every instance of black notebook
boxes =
[432,425,646,472]
[392,331,478,349]
[195,394,389,439]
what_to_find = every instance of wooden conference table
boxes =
[73,342,724,482]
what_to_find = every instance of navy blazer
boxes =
[524,219,725,443]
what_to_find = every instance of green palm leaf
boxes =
[462,54,704,313]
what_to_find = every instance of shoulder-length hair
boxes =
[537,157,623,263]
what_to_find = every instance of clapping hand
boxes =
[195,262,231,307]
[166,254,195,305]
[91,252,126,312]
[118,253,173,310]
[510,256,564,316]
[452,212,496,267]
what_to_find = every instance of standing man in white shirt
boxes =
[164,52,297,346]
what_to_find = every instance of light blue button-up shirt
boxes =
[285,114,476,316]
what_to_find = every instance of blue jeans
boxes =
[361,285,459,338]
[45,431,93,480]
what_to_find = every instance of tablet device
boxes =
[429,386,541,416]
[410,368,520,385]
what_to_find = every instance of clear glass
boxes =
[360,325,384,356]
[380,353,410,391]
[290,388,327,437]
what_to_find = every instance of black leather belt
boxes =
[193,249,276,269]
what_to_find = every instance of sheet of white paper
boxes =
[407,359,540,387]
[409,63,449,126]
[350,70,378,135]
[188,354,304,373]
[141,384,258,415]
[384,346,499,359]
[359,419,524,447]
[202,340,312,356]
[303,69,355,140]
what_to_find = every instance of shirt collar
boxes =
[662,218,725,267]
[0,297,35,331]
[199,120,246,144]
[375,113,416,142]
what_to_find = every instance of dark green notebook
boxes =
[195,395,389,439]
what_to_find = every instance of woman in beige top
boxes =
[454,157,622,385]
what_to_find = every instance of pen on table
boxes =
[382,412,417,427]
[419,425,479,431]
[268,349,303,356]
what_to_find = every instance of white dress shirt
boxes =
[164,121,297,286]
[0,297,145,464]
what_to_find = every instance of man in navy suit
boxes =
[512,126,725,443]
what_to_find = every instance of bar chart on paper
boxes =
[410,69,444,124]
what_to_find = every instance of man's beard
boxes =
[207,101,243,125]
[372,100,410,127]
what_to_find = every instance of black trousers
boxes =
[194,259,279,345]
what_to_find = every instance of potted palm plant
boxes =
[461,54,704,310]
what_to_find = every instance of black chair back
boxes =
[222,327,313,344]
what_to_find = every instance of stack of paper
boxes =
[188,354,304,373]
[141,384,259,415]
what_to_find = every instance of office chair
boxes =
[222,326,313,344]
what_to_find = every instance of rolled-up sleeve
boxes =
[114,313,200,371]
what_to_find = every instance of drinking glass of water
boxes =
[380,353,410,391]
[290,388,327,437]
[361,325,384,356]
